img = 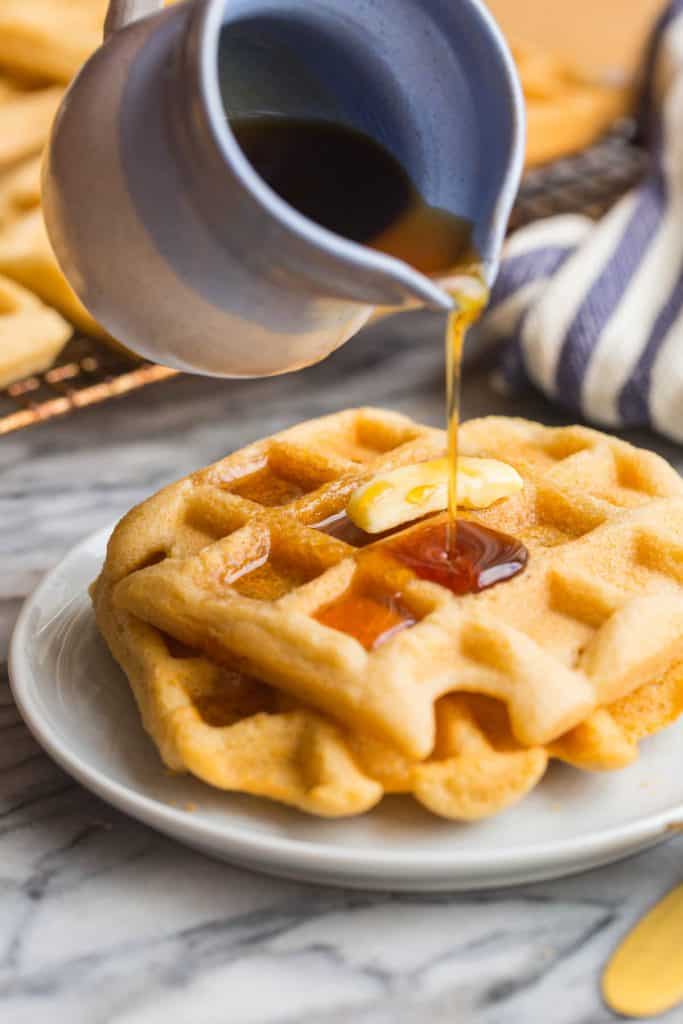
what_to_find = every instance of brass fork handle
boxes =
[104,0,164,38]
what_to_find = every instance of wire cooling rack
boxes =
[0,125,649,436]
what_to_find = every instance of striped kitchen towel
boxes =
[484,0,683,443]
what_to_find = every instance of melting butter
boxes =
[347,456,523,534]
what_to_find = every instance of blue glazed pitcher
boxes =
[43,0,524,377]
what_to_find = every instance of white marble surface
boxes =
[3,313,683,1024]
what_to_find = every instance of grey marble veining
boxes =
[3,312,683,1024]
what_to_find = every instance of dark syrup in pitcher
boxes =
[231,117,527,599]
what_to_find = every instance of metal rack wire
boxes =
[0,125,649,436]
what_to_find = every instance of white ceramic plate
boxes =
[10,526,683,891]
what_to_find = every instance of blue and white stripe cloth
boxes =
[484,0,683,443]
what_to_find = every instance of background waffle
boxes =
[92,411,683,819]
[513,43,633,168]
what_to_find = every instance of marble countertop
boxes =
[3,313,683,1024]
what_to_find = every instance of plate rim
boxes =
[9,524,683,883]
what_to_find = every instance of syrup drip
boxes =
[445,282,488,550]
[315,591,416,650]
[389,520,528,595]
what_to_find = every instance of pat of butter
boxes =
[347,456,523,534]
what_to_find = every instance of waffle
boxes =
[0,207,104,338]
[0,1,129,388]
[352,664,683,819]
[513,43,632,168]
[0,271,71,387]
[0,155,41,228]
[93,410,683,818]
[91,596,383,816]
[0,1,107,84]
[0,83,63,171]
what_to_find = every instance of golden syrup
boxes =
[387,520,528,595]
[315,589,416,650]
[444,279,488,547]
[313,519,525,649]
[313,510,377,547]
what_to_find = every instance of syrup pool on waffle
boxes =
[314,515,529,651]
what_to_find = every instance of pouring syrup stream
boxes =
[444,276,488,551]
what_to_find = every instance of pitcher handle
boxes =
[104,0,164,38]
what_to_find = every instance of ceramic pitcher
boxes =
[43,0,524,377]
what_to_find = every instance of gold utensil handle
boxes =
[104,0,164,38]
[603,880,683,1018]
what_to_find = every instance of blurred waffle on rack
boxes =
[0,3,108,395]
[491,0,665,167]
[514,43,634,169]
[0,1,178,434]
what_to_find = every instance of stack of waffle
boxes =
[92,409,683,820]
